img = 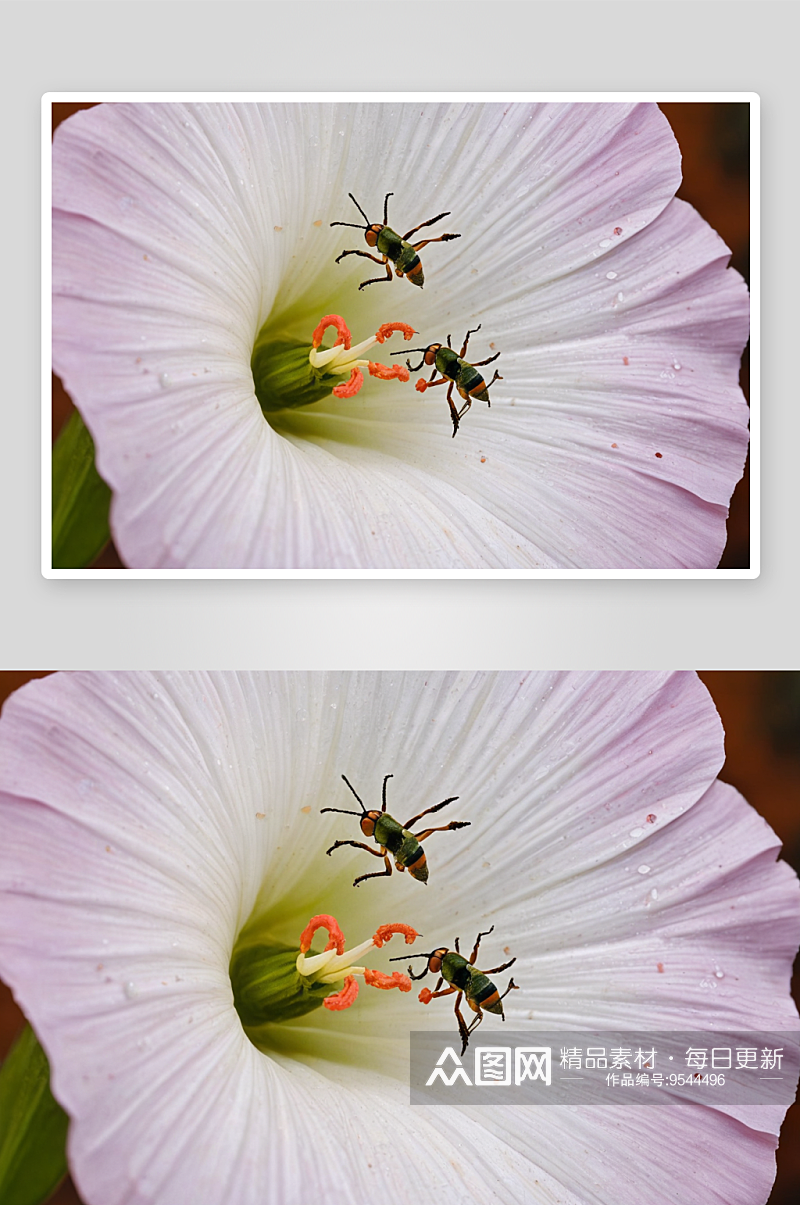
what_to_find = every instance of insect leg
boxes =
[459,325,482,358]
[414,822,471,841]
[497,977,519,1006]
[482,958,517,976]
[469,352,501,368]
[469,926,495,965]
[359,257,394,290]
[425,984,458,1001]
[411,234,462,251]
[454,992,472,1054]
[353,849,393,887]
[419,376,450,388]
[334,248,386,266]
[465,1005,485,1039]
[401,211,451,239]
[381,773,393,813]
[325,839,384,858]
[447,381,461,437]
[403,795,460,830]
[455,398,472,426]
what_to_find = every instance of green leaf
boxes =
[52,410,112,569]
[0,1025,69,1205]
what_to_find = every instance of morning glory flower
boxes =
[0,672,796,1205]
[52,100,750,570]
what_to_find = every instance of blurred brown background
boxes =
[51,102,751,569]
[0,671,796,1204]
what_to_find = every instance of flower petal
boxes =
[1,673,793,1205]
[52,101,746,570]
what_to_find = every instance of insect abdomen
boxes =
[395,242,423,286]
[457,364,489,403]
[469,973,503,1014]
[395,831,428,881]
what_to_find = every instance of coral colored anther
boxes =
[372,923,419,948]
[311,314,352,351]
[332,368,364,398]
[374,322,417,344]
[299,914,346,955]
[364,969,412,992]
[323,975,360,1011]
[418,988,434,1005]
[415,380,429,393]
[368,362,410,382]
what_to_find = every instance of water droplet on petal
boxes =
[606,271,618,280]
[637,864,651,874]
[599,238,612,248]
[715,970,724,979]
[673,362,681,370]
[650,888,658,900]
[629,827,643,838]
[124,981,139,1000]
[159,373,171,389]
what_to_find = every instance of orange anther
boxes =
[311,314,352,351]
[374,322,417,344]
[372,923,419,948]
[332,367,364,398]
[323,975,359,1011]
[368,362,410,382]
[364,969,412,992]
[418,988,434,1005]
[299,914,346,955]
[415,380,428,393]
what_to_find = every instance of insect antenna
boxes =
[390,347,430,372]
[331,194,370,228]
[389,952,433,979]
[320,773,369,817]
[349,193,372,223]
[341,773,367,810]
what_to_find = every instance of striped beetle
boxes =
[321,773,469,887]
[331,192,460,290]
[395,925,519,1054]
[395,324,502,436]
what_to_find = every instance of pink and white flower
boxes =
[52,101,750,569]
[0,672,795,1205]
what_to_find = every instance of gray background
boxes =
[3,1,796,669]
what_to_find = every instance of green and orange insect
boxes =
[395,324,503,436]
[394,925,519,1053]
[321,773,470,887]
[331,193,461,290]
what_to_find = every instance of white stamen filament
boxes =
[296,935,377,981]
[309,335,378,372]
